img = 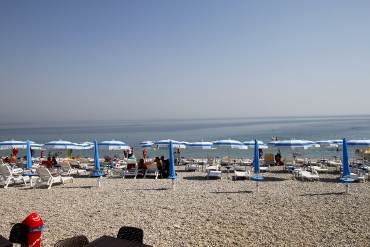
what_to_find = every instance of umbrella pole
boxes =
[171,179,175,189]
[345,183,350,194]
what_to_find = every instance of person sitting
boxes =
[10,154,17,164]
[51,156,58,166]
[42,157,54,168]
[275,154,284,166]
[161,159,170,178]
[154,157,162,169]
[258,148,263,159]
[3,156,10,164]
[137,159,147,174]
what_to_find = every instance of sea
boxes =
[0,115,369,160]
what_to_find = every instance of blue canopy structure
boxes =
[94,140,100,171]
[167,141,179,189]
[26,140,32,170]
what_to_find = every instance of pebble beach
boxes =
[1,165,370,247]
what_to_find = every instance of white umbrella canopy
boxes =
[98,140,130,150]
[140,140,154,145]
[43,140,77,149]
[243,140,268,149]
[315,140,338,148]
[43,140,78,161]
[315,140,338,159]
[0,139,27,150]
[140,141,157,149]
[187,141,213,149]
[28,142,45,150]
[152,139,187,149]
[272,139,315,150]
[188,141,214,162]
[76,142,94,149]
[212,139,247,150]
[212,139,247,164]
[347,139,370,148]
[347,139,370,161]
[0,140,44,150]
[331,139,343,145]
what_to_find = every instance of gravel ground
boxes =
[1,165,370,247]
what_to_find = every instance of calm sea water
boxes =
[0,115,369,160]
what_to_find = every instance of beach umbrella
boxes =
[272,139,315,150]
[315,140,338,159]
[0,139,26,150]
[75,142,94,157]
[347,139,370,148]
[340,138,354,193]
[152,139,187,149]
[347,138,370,161]
[212,139,248,165]
[140,140,154,146]
[29,142,44,150]
[0,140,44,151]
[98,140,130,150]
[94,140,100,171]
[342,138,350,176]
[167,141,179,189]
[140,141,157,149]
[331,139,343,145]
[43,140,77,162]
[243,140,268,149]
[26,140,32,170]
[251,139,264,192]
[188,140,213,164]
[187,141,213,149]
[43,140,76,149]
[254,140,261,174]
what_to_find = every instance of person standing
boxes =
[143,149,148,159]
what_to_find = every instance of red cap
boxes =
[22,213,44,228]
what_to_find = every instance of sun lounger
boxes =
[0,165,30,188]
[34,168,73,189]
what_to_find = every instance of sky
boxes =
[1,0,370,123]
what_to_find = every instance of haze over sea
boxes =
[1,115,369,160]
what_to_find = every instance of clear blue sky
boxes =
[1,0,369,122]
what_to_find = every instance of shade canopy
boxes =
[98,140,130,150]
[94,140,100,171]
[152,139,187,149]
[26,140,32,170]
[315,140,338,148]
[44,140,77,149]
[347,139,370,148]
[244,140,268,149]
[167,141,179,180]
[187,141,213,149]
[212,139,248,149]
[271,139,315,150]
[253,140,260,174]
[0,140,27,150]
[342,138,350,176]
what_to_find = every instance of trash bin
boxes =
[21,213,44,247]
